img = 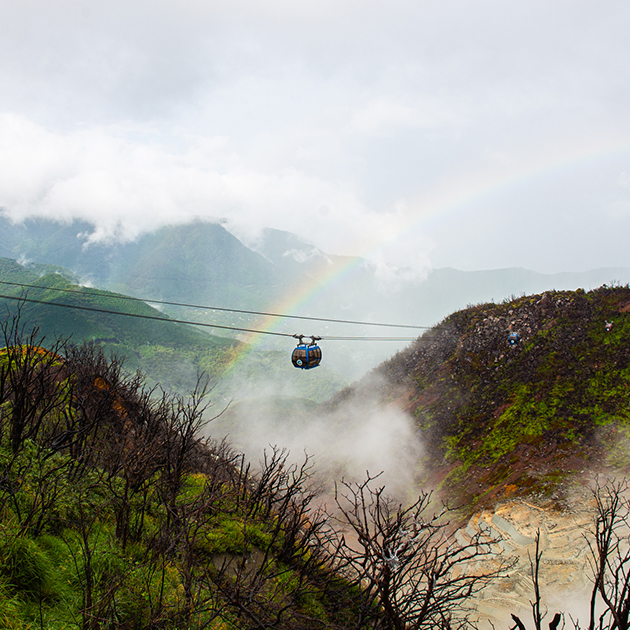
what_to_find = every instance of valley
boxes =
[3,214,630,380]
[2,216,630,627]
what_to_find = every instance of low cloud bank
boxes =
[0,113,428,277]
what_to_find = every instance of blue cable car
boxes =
[292,335,322,369]
[507,332,520,346]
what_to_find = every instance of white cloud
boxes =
[212,384,425,499]
[2,1,630,272]
[0,112,404,259]
[608,200,630,219]
[350,97,464,137]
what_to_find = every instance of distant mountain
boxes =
[0,216,281,306]
[251,227,362,284]
[2,213,630,378]
[327,286,630,507]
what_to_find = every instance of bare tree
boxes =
[583,478,630,630]
[157,372,215,529]
[509,530,562,630]
[331,473,506,630]
[0,306,70,455]
[510,479,630,630]
[204,447,347,629]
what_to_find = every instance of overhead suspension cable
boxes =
[0,279,429,330]
[0,293,418,342]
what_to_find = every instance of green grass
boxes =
[0,390,354,630]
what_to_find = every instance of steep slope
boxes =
[333,285,630,507]
[0,257,220,344]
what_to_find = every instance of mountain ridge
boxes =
[328,285,630,509]
[4,214,630,378]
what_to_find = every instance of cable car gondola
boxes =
[292,335,322,369]
[507,332,520,346]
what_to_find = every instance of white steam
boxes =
[207,375,424,499]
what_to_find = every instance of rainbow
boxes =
[219,253,362,376]
[220,135,630,374]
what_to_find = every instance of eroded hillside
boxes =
[332,285,630,507]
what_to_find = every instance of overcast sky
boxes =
[1,0,630,275]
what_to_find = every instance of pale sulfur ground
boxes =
[457,497,596,627]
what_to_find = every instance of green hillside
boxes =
[0,257,227,345]
[0,258,348,401]
[0,339,366,629]
[333,285,630,508]
[0,257,241,387]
